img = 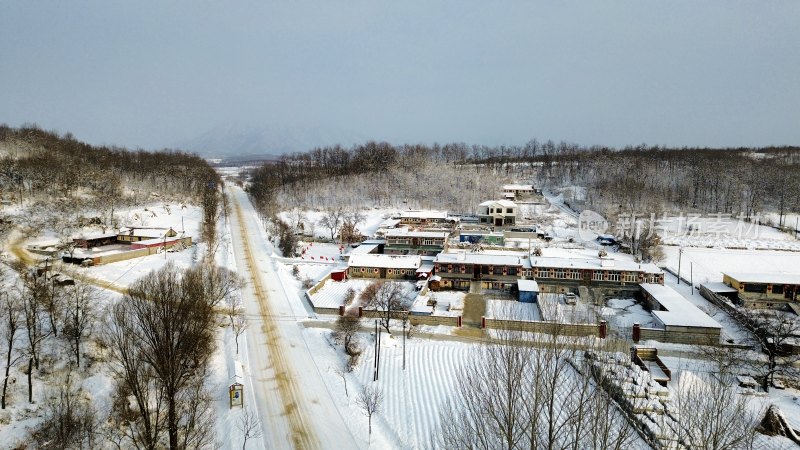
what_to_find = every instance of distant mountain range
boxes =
[174,124,367,162]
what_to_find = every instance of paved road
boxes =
[228,186,358,450]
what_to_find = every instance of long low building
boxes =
[722,272,799,306]
[347,254,422,279]
[640,283,721,341]
[433,252,664,291]
[529,256,664,289]
[384,229,449,256]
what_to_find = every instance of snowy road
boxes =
[228,186,358,450]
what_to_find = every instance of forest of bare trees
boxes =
[0,124,221,243]
[247,140,800,227]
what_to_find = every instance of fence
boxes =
[483,317,603,337]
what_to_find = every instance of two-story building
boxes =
[434,251,529,290]
[527,256,663,293]
[433,251,664,292]
[502,184,535,200]
[384,229,449,256]
[477,200,518,227]
[347,254,422,280]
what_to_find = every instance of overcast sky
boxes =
[1,1,799,153]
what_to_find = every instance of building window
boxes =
[744,283,767,294]
[506,208,513,214]
[608,271,620,282]
[493,266,503,275]
[592,271,604,281]
[623,272,637,283]
[556,269,565,279]
[569,270,581,280]
[507,267,517,276]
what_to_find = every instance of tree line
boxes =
[248,140,799,228]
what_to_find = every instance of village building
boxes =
[73,233,118,249]
[434,252,529,290]
[433,251,664,292]
[384,229,449,256]
[347,254,422,279]
[722,272,800,307]
[639,283,722,344]
[502,184,536,199]
[527,256,664,292]
[397,210,453,227]
[116,227,179,243]
[477,200,517,227]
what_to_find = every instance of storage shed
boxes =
[518,279,540,303]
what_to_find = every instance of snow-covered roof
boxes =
[435,252,529,267]
[723,272,800,285]
[378,218,401,228]
[416,261,435,273]
[75,232,118,241]
[399,210,448,220]
[503,184,534,191]
[348,254,422,269]
[386,229,449,239]
[640,283,721,329]
[701,282,739,294]
[529,256,662,274]
[479,199,517,208]
[349,243,379,255]
[119,227,171,238]
[517,279,540,292]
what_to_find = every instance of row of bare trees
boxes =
[438,329,773,450]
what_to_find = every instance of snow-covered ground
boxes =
[486,298,541,320]
[662,246,800,285]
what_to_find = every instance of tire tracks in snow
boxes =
[233,199,319,450]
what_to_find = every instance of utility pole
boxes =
[373,320,378,382]
[677,247,682,285]
[376,325,382,381]
[690,262,694,295]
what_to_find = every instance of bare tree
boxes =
[237,406,263,450]
[318,207,344,242]
[332,315,361,356]
[22,278,50,403]
[745,310,800,392]
[105,262,233,449]
[232,314,247,355]
[670,370,760,450]
[1,291,24,409]
[333,362,350,397]
[32,368,97,449]
[62,283,97,368]
[339,210,366,245]
[364,282,411,334]
[356,384,383,435]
